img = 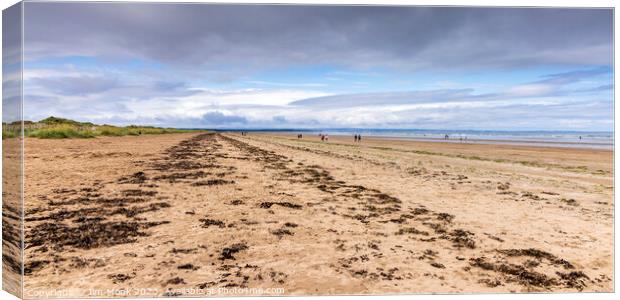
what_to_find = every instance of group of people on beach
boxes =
[444,134,468,142]
[315,133,363,143]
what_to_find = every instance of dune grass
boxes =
[25,125,191,139]
[27,125,98,139]
[96,125,186,137]
[3,117,197,139]
[2,129,18,139]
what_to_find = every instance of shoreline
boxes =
[245,131,614,151]
[8,128,612,150]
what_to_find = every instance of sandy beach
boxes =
[16,132,613,296]
[2,137,23,298]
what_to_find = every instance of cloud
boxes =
[23,3,613,72]
[32,75,121,96]
[201,111,248,125]
[2,4,23,123]
[290,89,478,107]
[14,4,613,131]
[19,65,613,131]
[505,84,555,97]
[292,67,611,108]
[578,84,613,93]
[23,65,205,106]
[2,3,22,66]
[272,116,287,123]
[153,81,188,91]
[539,67,612,84]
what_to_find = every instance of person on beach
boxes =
[321,134,325,141]
[354,134,358,142]
[325,134,329,142]
[358,134,361,142]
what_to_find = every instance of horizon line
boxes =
[181,127,614,133]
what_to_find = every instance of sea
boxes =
[214,128,614,150]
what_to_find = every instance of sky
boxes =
[9,3,615,130]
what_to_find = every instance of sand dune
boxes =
[16,132,613,297]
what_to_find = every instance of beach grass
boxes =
[2,129,18,139]
[3,117,197,139]
[28,125,97,139]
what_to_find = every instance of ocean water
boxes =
[223,128,614,150]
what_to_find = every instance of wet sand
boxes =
[17,132,613,297]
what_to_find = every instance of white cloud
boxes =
[20,61,613,132]
[506,84,555,97]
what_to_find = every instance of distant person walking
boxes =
[354,134,358,142]
[358,134,361,142]
[325,134,329,142]
[320,134,325,141]
[445,134,449,140]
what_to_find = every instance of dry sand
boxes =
[3,137,23,298]
[10,132,613,297]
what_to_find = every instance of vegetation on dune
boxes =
[27,125,98,139]
[38,116,95,127]
[2,129,18,139]
[2,116,198,139]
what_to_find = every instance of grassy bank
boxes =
[3,117,197,139]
